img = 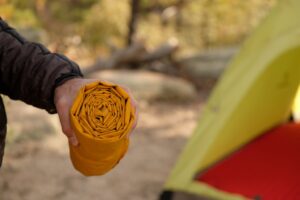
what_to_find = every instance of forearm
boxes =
[0,18,83,113]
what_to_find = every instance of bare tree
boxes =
[127,0,140,46]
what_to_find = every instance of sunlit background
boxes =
[0,0,276,199]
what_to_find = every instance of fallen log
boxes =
[82,39,179,75]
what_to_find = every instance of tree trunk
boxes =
[127,0,140,46]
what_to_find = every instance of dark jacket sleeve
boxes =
[0,19,83,113]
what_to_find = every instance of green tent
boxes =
[160,0,300,199]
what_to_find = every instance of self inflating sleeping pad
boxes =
[69,81,136,176]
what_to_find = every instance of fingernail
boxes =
[70,137,79,146]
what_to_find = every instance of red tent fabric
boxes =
[197,123,300,200]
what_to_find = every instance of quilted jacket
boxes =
[0,18,83,167]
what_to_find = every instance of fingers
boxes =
[56,97,79,146]
[121,86,138,130]
[132,99,138,129]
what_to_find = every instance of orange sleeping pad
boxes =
[69,81,136,176]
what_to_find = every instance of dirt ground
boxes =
[0,96,206,200]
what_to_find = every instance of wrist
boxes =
[54,77,83,107]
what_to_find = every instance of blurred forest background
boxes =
[0,1,277,200]
[1,0,276,79]
[0,0,276,49]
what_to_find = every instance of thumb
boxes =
[56,98,79,146]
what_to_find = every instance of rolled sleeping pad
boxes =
[69,81,136,176]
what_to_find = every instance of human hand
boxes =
[54,78,138,146]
